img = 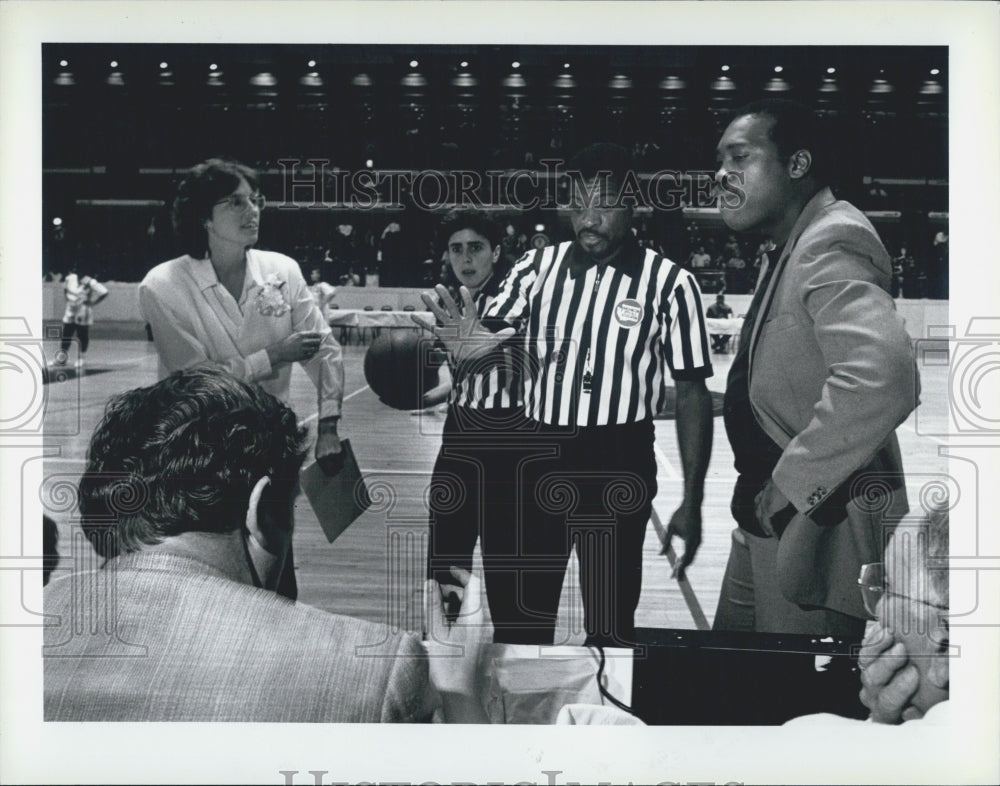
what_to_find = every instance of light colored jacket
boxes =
[139,249,343,417]
[44,552,438,722]
[749,188,919,618]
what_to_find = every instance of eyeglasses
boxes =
[215,192,266,211]
[857,562,886,618]
[858,562,949,618]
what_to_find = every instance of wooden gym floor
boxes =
[41,332,948,642]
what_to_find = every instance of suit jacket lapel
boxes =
[748,187,837,374]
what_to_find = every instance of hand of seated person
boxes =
[423,566,491,722]
[858,620,922,723]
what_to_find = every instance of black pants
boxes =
[426,405,533,588]
[61,322,90,354]
[490,419,657,648]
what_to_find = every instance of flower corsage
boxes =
[255,273,291,317]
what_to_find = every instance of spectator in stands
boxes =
[891,247,910,298]
[725,249,749,293]
[689,245,712,269]
[43,368,487,723]
[139,158,346,600]
[500,222,527,268]
[377,221,405,287]
[340,265,362,287]
[902,248,923,299]
[706,293,735,353]
[930,230,949,299]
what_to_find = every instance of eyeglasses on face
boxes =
[857,561,949,619]
[857,562,885,618]
[215,192,266,211]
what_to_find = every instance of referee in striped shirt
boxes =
[420,144,714,646]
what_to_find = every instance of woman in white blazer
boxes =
[140,158,346,598]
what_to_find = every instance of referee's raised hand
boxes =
[413,284,514,365]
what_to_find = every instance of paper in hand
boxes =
[299,439,371,543]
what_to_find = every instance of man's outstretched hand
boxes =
[412,285,514,365]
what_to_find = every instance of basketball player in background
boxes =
[54,270,109,368]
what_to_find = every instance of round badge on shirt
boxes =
[614,298,643,328]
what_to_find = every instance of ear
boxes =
[788,149,813,180]
[244,475,271,545]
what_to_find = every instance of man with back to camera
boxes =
[711,98,919,638]
[418,143,714,647]
[43,368,486,723]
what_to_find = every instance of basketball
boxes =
[363,330,440,410]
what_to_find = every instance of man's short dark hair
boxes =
[172,158,261,258]
[566,142,636,194]
[79,368,308,558]
[731,99,831,187]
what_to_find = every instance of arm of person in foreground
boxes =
[664,378,713,578]
[287,261,346,473]
[424,566,490,723]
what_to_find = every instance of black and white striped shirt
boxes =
[484,239,712,426]
[449,274,523,410]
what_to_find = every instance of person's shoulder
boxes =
[805,198,884,247]
[270,592,422,650]
[141,255,193,288]
[795,199,889,269]
[252,249,306,281]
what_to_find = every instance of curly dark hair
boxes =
[171,158,261,258]
[436,210,510,296]
[79,368,308,558]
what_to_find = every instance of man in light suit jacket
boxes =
[44,368,486,722]
[711,99,919,637]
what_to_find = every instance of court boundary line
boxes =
[650,507,710,631]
